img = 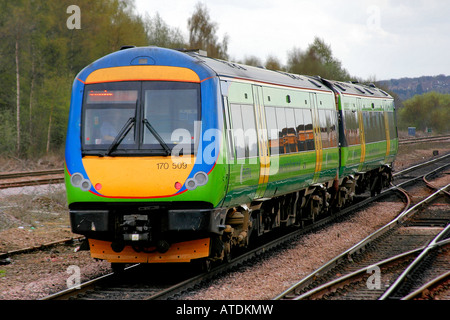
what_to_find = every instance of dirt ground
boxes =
[0,136,449,299]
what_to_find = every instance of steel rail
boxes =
[398,134,450,145]
[379,221,450,300]
[0,169,64,189]
[0,169,64,179]
[40,264,140,300]
[402,269,450,300]
[274,179,449,300]
[287,238,450,300]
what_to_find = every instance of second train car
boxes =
[65,46,397,269]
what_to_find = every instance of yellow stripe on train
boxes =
[84,65,201,84]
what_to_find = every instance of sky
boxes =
[133,0,450,80]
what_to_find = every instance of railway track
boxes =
[41,154,450,300]
[0,169,64,189]
[274,161,450,300]
[0,236,84,265]
[398,134,450,145]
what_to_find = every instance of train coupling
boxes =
[121,214,151,242]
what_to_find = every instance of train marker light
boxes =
[80,180,92,192]
[186,179,196,190]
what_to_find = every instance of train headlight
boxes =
[185,171,208,190]
[70,173,84,188]
[194,171,208,186]
[70,172,92,192]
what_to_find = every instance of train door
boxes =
[382,100,391,160]
[253,85,270,198]
[357,98,366,171]
[310,92,323,183]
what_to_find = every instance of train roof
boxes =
[186,51,392,99]
[185,51,333,93]
[322,78,393,99]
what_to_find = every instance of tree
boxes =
[187,2,228,59]
[398,92,450,133]
[0,0,150,158]
[145,12,186,48]
[287,37,352,81]
[243,55,263,67]
[265,55,283,71]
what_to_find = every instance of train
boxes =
[65,46,398,270]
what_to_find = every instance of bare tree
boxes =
[187,2,228,59]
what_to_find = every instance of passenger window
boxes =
[285,108,298,153]
[276,108,287,154]
[303,109,315,151]
[241,104,258,158]
[294,109,306,152]
[328,110,338,148]
[318,110,329,149]
[230,104,245,159]
[230,104,257,159]
[265,107,279,156]
[344,110,360,146]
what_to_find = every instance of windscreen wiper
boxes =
[104,117,135,156]
[143,118,171,156]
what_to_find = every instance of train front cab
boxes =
[65,48,229,266]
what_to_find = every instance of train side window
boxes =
[388,112,397,139]
[379,112,387,141]
[276,107,287,154]
[230,103,257,159]
[265,107,279,156]
[364,111,375,143]
[328,110,338,148]
[241,104,258,158]
[294,109,306,152]
[318,109,329,149]
[230,104,245,159]
[303,109,315,151]
[362,112,370,143]
[344,110,360,145]
[285,108,298,153]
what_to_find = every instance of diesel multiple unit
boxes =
[65,46,397,269]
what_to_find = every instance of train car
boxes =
[65,46,397,269]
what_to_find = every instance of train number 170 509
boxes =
[157,162,188,170]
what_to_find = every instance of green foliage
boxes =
[398,92,450,134]
[286,37,353,81]
[0,0,148,158]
